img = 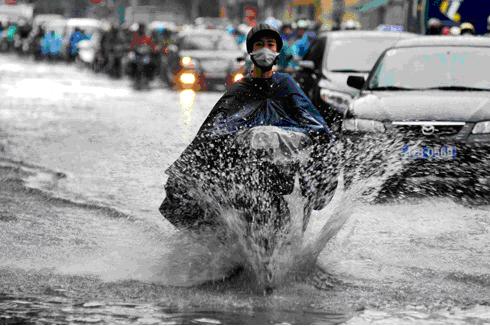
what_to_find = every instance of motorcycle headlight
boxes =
[180,56,196,68]
[472,121,490,134]
[320,88,352,112]
[342,119,386,133]
[180,72,196,85]
[233,72,244,83]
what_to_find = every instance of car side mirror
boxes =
[347,75,365,90]
[298,60,315,71]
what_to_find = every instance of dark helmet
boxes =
[138,23,146,34]
[246,23,283,54]
[427,17,442,35]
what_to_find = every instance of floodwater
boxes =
[0,54,489,324]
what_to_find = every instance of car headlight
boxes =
[320,88,352,112]
[180,56,196,68]
[472,121,490,134]
[342,119,386,133]
[180,72,197,85]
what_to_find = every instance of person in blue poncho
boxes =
[160,24,337,231]
[68,28,90,61]
[196,23,331,139]
[41,30,63,59]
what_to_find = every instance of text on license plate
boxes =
[401,144,457,160]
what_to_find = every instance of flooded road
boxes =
[0,54,489,324]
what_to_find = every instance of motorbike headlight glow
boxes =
[472,121,490,134]
[320,88,352,112]
[233,73,244,83]
[180,72,196,85]
[180,56,195,68]
[342,119,386,133]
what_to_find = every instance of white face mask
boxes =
[250,47,279,71]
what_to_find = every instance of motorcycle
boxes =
[159,72,338,289]
[161,126,337,272]
[106,43,126,78]
[128,44,153,90]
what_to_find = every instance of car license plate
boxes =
[401,144,457,160]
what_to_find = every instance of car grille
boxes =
[391,122,464,138]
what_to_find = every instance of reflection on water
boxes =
[179,89,197,142]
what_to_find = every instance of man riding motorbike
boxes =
[128,24,156,87]
[426,18,442,35]
[160,24,337,234]
[129,23,156,51]
[100,25,127,77]
[68,28,89,61]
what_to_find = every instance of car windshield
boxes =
[368,46,490,90]
[180,33,238,51]
[325,37,403,72]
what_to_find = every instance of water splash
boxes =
[161,134,409,291]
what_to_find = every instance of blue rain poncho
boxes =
[160,72,336,230]
[41,32,63,56]
[196,72,331,139]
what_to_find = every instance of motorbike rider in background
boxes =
[128,23,156,78]
[100,24,127,77]
[277,23,296,72]
[292,20,310,57]
[160,28,175,56]
[6,21,17,51]
[129,23,156,52]
[280,23,294,44]
[426,18,442,35]
[41,29,63,60]
[68,28,89,61]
